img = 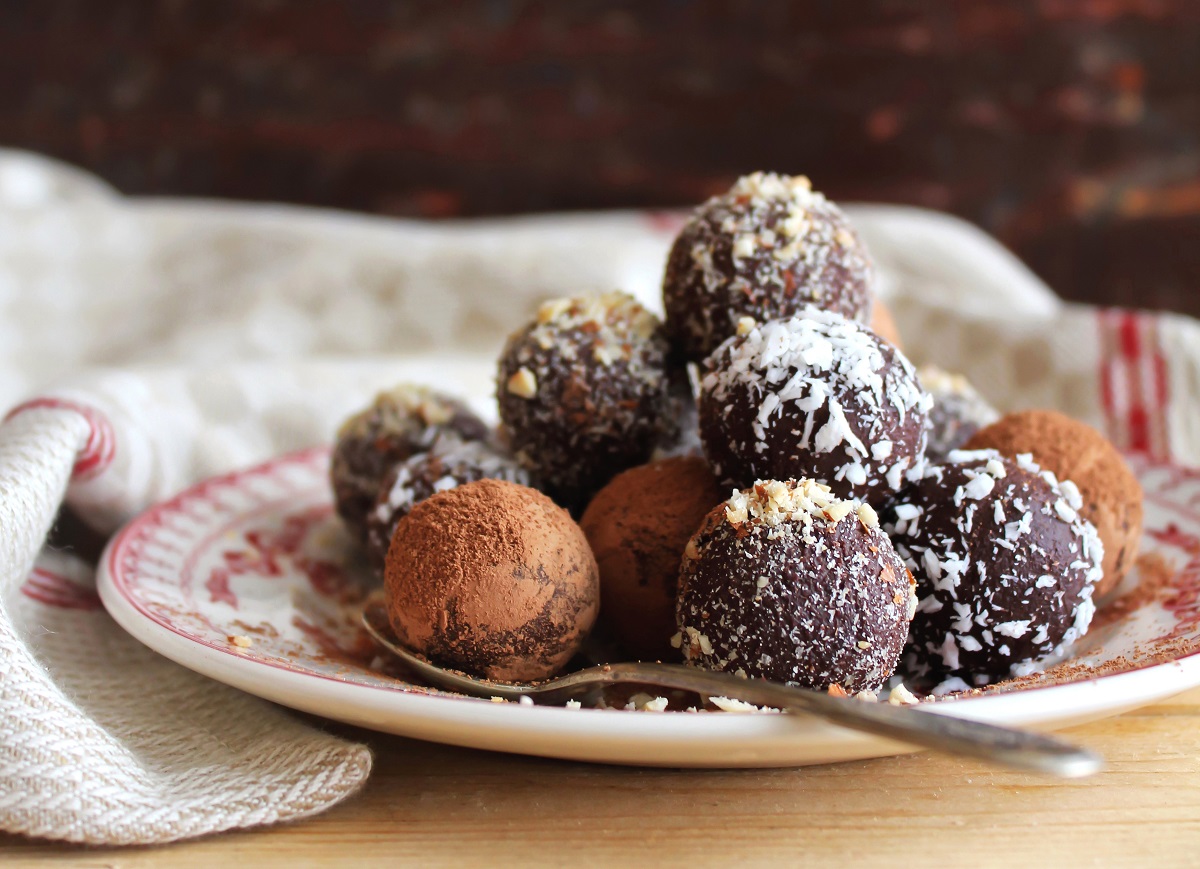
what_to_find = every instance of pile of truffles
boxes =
[330,171,1144,698]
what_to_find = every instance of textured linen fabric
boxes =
[0,149,1194,844]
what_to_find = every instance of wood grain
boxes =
[4,689,1200,867]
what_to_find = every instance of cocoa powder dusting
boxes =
[385,478,599,682]
[581,456,726,661]
[1091,550,1177,630]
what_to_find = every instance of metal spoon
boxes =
[361,605,1102,778]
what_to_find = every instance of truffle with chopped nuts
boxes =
[663,172,875,362]
[965,409,1142,598]
[674,478,917,693]
[581,456,726,661]
[920,366,1000,461]
[496,291,676,508]
[698,309,931,503]
[330,384,489,541]
[882,450,1103,683]
[364,439,533,569]
[385,479,600,682]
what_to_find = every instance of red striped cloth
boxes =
[1098,309,1172,462]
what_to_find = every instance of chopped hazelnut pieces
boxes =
[537,298,573,324]
[506,367,538,399]
[857,503,879,529]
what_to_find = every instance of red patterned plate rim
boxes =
[95,446,1200,767]
[100,448,1200,700]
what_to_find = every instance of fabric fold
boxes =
[0,402,372,844]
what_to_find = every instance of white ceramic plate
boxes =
[97,447,1200,768]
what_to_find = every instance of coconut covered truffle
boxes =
[883,450,1103,683]
[663,172,875,362]
[384,479,600,682]
[965,410,1142,597]
[675,479,917,693]
[699,309,931,503]
[496,292,676,509]
[580,456,726,661]
[920,366,1000,461]
[330,384,489,541]
[364,439,532,569]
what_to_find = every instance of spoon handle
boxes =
[609,663,1102,778]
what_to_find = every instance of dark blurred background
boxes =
[3,0,1198,314]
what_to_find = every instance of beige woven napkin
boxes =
[1,149,1197,845]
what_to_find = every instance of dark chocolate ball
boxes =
[919,366,999,462]
[364,439,533,569]
[330,384,488,541]
[675,479,916,693]
[882,450,1103,684]
[663,172,875,362]
[699,310,931,504]
[496,292,675,508]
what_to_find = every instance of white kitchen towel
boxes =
[0,149,1196,845]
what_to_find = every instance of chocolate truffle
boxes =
[883,450,1104,683]
[965,410,1142,597]
[330,384,488,540]
[675,479,916,693]
[581,457,726,661]
[364,439,532,569]
[663,172,875,361]
[871,299,904,351]
[385,479,600,682]
[920,366,1000,461]
[699,309,931,503]
[496,292,675,508]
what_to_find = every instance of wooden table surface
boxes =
[4,689,1199,868]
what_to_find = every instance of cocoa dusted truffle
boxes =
[581,457,726,661]
[663,172,875,361]
[364,439,532,569]
[871,298,904,351]
[699,310,931,503]
[496,292,676,508]
[384,479,600,682]
[965,410,1142,597]
[883,450,1103,683]
[330,384,488,540]
[675,479,917,693]
[920,366,1000,461]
